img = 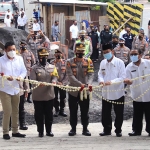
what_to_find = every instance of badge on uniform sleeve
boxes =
[101,69,105,75]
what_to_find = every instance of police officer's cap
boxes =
[112,35,119,39]
[102,43,112,51]
[75,43,86,51]
[37,47,49,56]
[20,40,27,45]
[79,30,87,36]
[55,49,62,54]
[119,38,125,41]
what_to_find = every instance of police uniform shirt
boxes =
[98,56,126,100]
[126,59,150,102]
[123,33,134,49]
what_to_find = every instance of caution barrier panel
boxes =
[107,2,144,35]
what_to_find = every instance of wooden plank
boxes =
[99,16,110,31]
[65,16,76,20]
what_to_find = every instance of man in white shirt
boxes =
[5,9,13,20]
[0,41,27,140]
[70,20,79,50]
[119,26,128,38]
[124,48,150,136]
[4,15,11,27]
[17,13,26,30]
[33,19,40,32]
[98,43,126,137]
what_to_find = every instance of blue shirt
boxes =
[123,33,135,50]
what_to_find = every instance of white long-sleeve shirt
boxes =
[98,56,126,100]
[126,59,150,102]
[17,16,26,26]
[33,23,40,31]
[0,54,27,95]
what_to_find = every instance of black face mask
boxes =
[139,36,143,40]
[92,30,95,33]
[39,57,47,66]
[20,46,26,51]
[56,55,61,59]
[33,36,36,40]
[76,53,84,58]
[119,43,124,47]
[81,35,85,41]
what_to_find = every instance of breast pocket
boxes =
[26,57,31,64]
[36,69,43,80]
[140,44,144,50]
[82,65,88,75]
[123,51,128,57]
[115,51,121,57]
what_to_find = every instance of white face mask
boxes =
[7,50,16,58]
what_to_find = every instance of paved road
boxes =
[0,119,149,150]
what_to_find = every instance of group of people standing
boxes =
[0,18,150,141]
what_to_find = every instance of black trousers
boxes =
[54,87,66,112]
[68,94,90,128]
[70,38,77,50]
[18,26,24,30]
[132,101,150,134]
[19,95,26,126]
[90,46,99,60]
[102,96,124,133]
[33,100,53,133]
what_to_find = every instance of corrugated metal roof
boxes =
[29,0,107,6]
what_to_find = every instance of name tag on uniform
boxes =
[131,70,136,72]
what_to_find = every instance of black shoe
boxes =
[27,99,32,103]
[19,125,28,130]
[116,133,122,137]
[12,132,26,138]
[68,129,76,136]
[46,132,54,137]
[39,133,44,137]
[82,129,91,136]
[99,132,111,136]
[128,132,141,136]
[3,134,10,140]
[59,111,67,117]
[54,111,59,117]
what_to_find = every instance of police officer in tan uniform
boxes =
[132,32,149,57]
[66,43,94,136]
[20,40,35,103]
[26,30,46,62]
[51,49,68,117]
[114,38,130,66]
[30,47,58,138]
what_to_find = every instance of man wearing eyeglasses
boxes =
[124,48,150,137]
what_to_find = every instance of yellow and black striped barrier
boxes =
[107,2,144,35]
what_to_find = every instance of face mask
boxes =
[40,57,47,66]
[103,52,112,60]
[81,35,85,41]
[20,46,26,51]
[33,36,36,40]
[7,51,16,58]
[56,55,61,59]
[76,53,84,58]
[92,30,95,33]
[130,55,139,63]
[139,36,143,40]
[119,43,124,47]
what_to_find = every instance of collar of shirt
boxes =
[106,56,116,65]
[131,58,144,67]
[3,53,18,61]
